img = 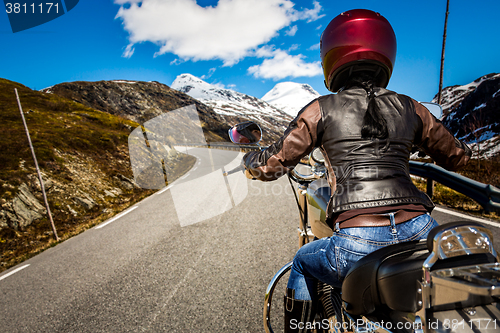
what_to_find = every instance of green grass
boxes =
[0,79,139,196]
[412,158,500,221]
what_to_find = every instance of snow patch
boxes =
[40,86,53,93]
[472,103,487,111]
[493,89,500,98]
[112,80,137,84]
[467,134,500,158]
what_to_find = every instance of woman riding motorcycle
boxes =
[242,9,471,333]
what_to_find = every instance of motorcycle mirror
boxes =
[420,102,443,119]
[228,121,263,144]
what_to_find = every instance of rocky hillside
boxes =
[0,78,230,271]
[42,80,230,142]
[435,73,500,158]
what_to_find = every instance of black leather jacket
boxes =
[244,87,471,219]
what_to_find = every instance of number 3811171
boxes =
[5,3,60,14]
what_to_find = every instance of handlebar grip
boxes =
[245,169,257,180]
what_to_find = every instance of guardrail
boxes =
[409,161,500,213]
[181,143,500,213]
[180,142,260,152]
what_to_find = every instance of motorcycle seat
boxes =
[341,240,428,315]
[341,235,498,315]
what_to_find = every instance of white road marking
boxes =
[0,264,30,282]
[95,206,138,229]
[145,242,208,329]
[156,185,172,195]
[434,206,500,228]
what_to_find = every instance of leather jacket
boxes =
[244,87,471,219]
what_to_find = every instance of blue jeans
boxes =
[287,213,438,300]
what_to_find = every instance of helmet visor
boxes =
[228,122,262,144]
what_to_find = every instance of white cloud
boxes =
[201,67,217,80]
[170,58,184,65]
[248,49,322,80]
[115,0,323,65]
[253,46,275,58]
[308,43,320,51]
[123,44,135,58]
[293,1,324,23]
[286,25,298,36]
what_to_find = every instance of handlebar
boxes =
[222,164,245,176]
[288,162,326,183]
[289,169,322,182]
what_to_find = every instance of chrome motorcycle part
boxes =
[264,262,293,333]
[464,307,477,316]
[421,263,500,309]
[291,167,322,182]
[297,227,314,245]
[424,222,499,271]
[310,147,325,164]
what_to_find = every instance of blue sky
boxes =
[1,0,499,103]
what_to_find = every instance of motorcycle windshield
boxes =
[128,104,248,227]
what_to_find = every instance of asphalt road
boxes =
[1,148,499,332]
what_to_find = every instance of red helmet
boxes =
[320,9,397,92]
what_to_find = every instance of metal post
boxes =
[15,89,59,241]
[437,0,450,106]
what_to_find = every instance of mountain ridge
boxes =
[171,73,294,143]
[435,73,500,158]
[41,79,230,142]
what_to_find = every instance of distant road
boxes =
[1,148,498,332]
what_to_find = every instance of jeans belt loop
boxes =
[334,222,340,233]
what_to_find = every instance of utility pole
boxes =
[15,89,59,241]
[437,0,450,105]
[428,0,450,198]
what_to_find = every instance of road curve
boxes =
[0,148,498,332]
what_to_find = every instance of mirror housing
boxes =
[420,102,443,119]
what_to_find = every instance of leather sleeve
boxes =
[412,99,471,171]
[243,99,323,181]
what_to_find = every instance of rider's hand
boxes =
[245,169,256,180]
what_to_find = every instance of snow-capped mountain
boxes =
[437,73,500,158]
[433,73,500,117]
[262,82,321,117]
[171,74,294,142]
